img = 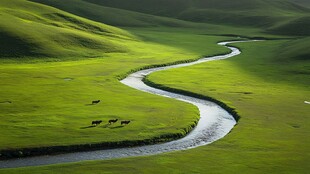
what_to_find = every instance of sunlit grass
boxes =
[0,27,233,150]
[0,0,309,173]
[1,36,309,174]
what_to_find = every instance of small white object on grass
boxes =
[304,101,310,104]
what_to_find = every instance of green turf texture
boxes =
[31,0,310,36]
[0,0,135,59]
[80,0,310,35]
[0,0,232,151]
[0,0,309,173]
[30,0,201,28]
[2,36,308,174]
[0,26,235,150]
[291,0,310,7]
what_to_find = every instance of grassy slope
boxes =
[30,0,200,28]
[290,0,310,7]
[0,24,235,150]
[0,0,264,151]
[84,0,310,18]
[0,0,309,173]
[33,0,310,32]
[3,0,258,60]
[267,16,310,36]
[278,37,310,61]
[30,0,267,36]
[2,37,309,174]
[0,0,135,59]
[143,39,310,173]
[84,0,310,35]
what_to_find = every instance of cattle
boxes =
[92,120,102,126]
[108,119,118,124]
[92,100,100,104]
[121,120,131,125]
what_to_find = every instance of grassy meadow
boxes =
[0,0,309,173]
[0,28,235,150]
[1,36,309,174]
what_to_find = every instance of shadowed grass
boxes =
[79,0,310,35]
[30,0,200,28]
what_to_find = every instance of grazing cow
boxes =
[92,100,100,104]
[92,120,102,126]
[108,119,118,124]
[121,120,131,125]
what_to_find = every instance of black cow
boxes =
[121,120,131,125]
[108,119,118,124]
[92,120,102,126]
[92,100,100,104]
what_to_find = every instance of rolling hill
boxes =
[0,0,309,60]
[78,0,310,35]
[28,0,310,36]
[83,0,310,17]
[0,0,135,59]
[290,0,310,7]
[0,1,309,173]
[29,0,199,28]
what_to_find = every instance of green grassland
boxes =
[0,0,309,173]
[0,32,232,151]
[29,0,200,28]
[2,36,308,174]
[291,0,310,7]
[0,0,233,151]
[0,0,265,61]
[82,0,310,35]
[0,0,135,59]
[31,0,310,36]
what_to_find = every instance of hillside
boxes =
[0,0,135,59]
[0,0,309,173]
[1,0,308,59]
[277,37,310,62]
[81,0,310,35]
[290,0,310,7]
[267,16,310,36]
[84,0,310,16]
[30,0,199,28]
[30,0,310,36]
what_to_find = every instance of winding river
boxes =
[0,40,254,169]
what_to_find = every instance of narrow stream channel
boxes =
[0,40,254,169]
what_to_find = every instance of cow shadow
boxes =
[0,101,12,104]
[109,125,124,129]
[80,125,96,129]
[100,124,111,128]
